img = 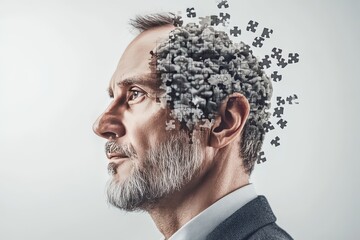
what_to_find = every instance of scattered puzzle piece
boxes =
[186,7,196,18]
[230,26,241,37]
[261,28,273,38]
[263,121,275,132]
[259,55,271,69]
[199,16,211,26]
[257,151,267,164]
[246,20,259,32]
[219,12,230,24]
[273,107,284,118]
[210,15,221,26]
[173,15,183,27]
[271,136,280,147]
[165,120,175,130]
[288,53,299,64]
[252,37,265,48]
[277,119,288,129]
[271,47,282,59]
[286,94,299,104]
[277,58,288,68]
[217,0,229,8]
[271,71,282,82]
[276,96,285,106]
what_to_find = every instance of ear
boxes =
[209,93,250,148]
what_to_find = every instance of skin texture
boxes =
[93,24,251,239]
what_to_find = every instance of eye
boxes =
[128,87,146,103]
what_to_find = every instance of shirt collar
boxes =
[162,184,257,240]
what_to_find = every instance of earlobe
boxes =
[209,93,250,149]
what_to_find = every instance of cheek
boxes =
[125,104,169,157]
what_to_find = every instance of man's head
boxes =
[93,13,272,211]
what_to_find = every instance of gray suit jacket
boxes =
[206,196,293,240]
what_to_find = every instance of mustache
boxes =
[105,141,138,175]
[105,141,137,157]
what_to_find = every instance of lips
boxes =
[107,153,129,160]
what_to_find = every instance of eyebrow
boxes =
[107,73,160,98]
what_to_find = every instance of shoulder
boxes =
[206,196,293,240]
[247,223,293,240]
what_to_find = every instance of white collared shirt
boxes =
[161,184,257,240]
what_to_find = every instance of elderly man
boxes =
[93,13,293,240]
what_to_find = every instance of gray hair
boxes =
[129,13,272,175]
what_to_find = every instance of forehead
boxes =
[110,24,175,90]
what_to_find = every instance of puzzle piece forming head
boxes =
[151,19,273,173]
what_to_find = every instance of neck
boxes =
[146,151,249,239]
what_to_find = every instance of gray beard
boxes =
[106,132,203,211]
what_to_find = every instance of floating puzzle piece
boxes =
[257,151,267,164]
[199,16,211,26]
[277,58,288,68]
[165,120,175,130]
[263,121,275,132]
[271,136,280,147]
[261,28,273,38]
[259,55,271,69]
[271,47,282,59]
[242,44,253,54]
[286,94,299,104]
[230,26,241,37]
[276,96,285,106]
[210,15,221,26]
[273,107,284,118]
[219,12,230,25]
[246,20,259,32]
[277,119,288,129]
[173,15,183,27]
[252,37,265,48]
[288,53,299,64]
[217,0,229,8]
[186,7,196,18]
[271,71,282,82]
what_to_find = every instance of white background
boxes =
[1,0,359,239]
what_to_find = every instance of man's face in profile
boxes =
[93,24,207,211]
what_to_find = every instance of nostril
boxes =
[102,132,118,140]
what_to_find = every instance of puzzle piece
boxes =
[286,94,299,104]
[230,26,241,37]
[288,53,299,64]
[217,0,229,8]
[165,120,175,130]
[261,28,273,38]
[199,16,211,26]
[271,71,282,82]
[263,121,275,133]
[246,20,259,32]
[252,37,265,48]
[257,151,267,164]
[186,7,196,18]
[242,44,253,54]
[277,119,288,129]
[273,107,284,118]
[276,96,285,106]
[271,47,282,59]
[271,136,280,147]
[210,15,221,26]
[277,58,288,68]
[173,15,183,27]
[259,55,271,69]
[219,12,230,25]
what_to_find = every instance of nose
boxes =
[92,102,126,140]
